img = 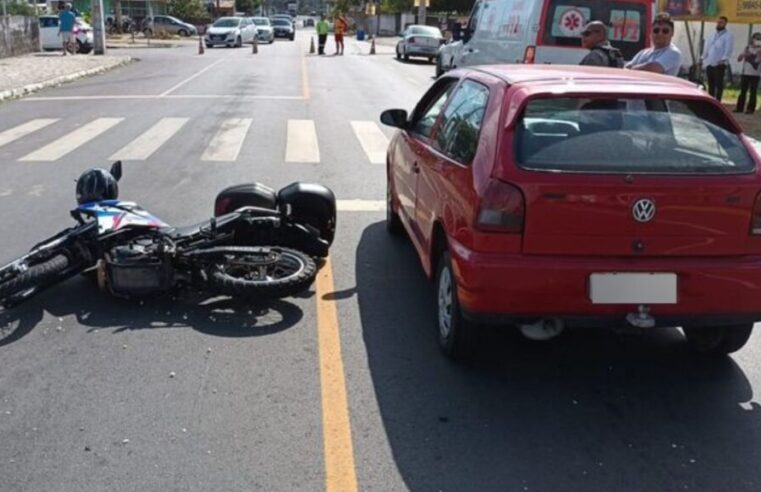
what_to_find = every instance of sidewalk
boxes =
[0,52,133,102]
[106,34,198,49]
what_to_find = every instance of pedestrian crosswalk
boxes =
[1,116,394,166]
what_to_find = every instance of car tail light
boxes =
[751,191,761,234]
[523,45,536,64]
[409,37,416,44]
[476,179,525,233]
[215,197,232,216]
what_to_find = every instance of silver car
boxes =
[396,25,444,63]
[143,15,197,37]
[204,17,257,48]
[251,17,274,44]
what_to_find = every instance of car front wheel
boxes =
[436,251,476,360]
[683,324,754,355]
[386,175,403,236]
[396,45,401,60]
[178,28,188,36]
[435,55,443,77]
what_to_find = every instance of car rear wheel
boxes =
[435,55,443,77]
[682,324,754,355]
[436,251,475,360]
[178,28,188,36]
[396,46,401,60]
[76,40,92,54]
[386,177,403,236]
[403,50,409,61]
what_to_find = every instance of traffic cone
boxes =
[198,35,204,55]
[309,36,315,54]
[252,35,258,54]
[370,38,376,55]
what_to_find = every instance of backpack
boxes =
[593,45,625,68]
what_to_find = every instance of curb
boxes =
[0,56,135,103]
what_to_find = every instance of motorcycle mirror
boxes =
[110,160,123,181]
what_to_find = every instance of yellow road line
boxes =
[316,257,358,492]
[302,52,311,100]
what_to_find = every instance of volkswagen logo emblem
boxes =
[632,199,656,223]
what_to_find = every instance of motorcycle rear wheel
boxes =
[204,246,316,299]
[0,254,70,305]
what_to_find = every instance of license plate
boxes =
[589,273,677,304]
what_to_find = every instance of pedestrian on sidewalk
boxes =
[625,12,682,76]
[702,15,734,101]
[58,3,76,55]
[334,13,348,55]
[316,15,329,55]
[735,32,761,114]
[579,20,624,67]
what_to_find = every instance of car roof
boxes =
[465,65,702,96]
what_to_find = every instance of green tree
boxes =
[380,0,412,14]
[168,0,209,21]
[235,0,261,15]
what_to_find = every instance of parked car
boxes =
[205,17,257,48]
[272,14,296,29]
[271,18,295,40]
[143,15,197,37]
[437,0,652,76]
[381,65,761,359]
[39,15,93,53]
[304,18,315,27]
[251,16,274,43]
[396,25,444,63]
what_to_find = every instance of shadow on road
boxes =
[355,220,761,492]
[0,275,304,346]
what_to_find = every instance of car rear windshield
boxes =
[273,19,291,26]
[542,0,647,60]
[409,26,442,37]
[213,18,239,27]
[515,97,755,174]
[253,18,269,25]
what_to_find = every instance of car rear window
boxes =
[409,26,442,37]
[213,19,240,27]
[542,0,647,60]
[515,97,755,175]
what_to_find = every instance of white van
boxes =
[437,0,655,76]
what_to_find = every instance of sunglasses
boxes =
[652,27,671,34]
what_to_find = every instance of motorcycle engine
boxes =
[103,237,173,297]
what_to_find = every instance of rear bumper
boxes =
[449,237,761,324]
[406,45,438,56]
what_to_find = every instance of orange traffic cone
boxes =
[370,37,376,55]
[198,35,205,55]
[309,36,315,54]
[252,35,258,54]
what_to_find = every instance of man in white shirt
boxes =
[626,13,682,76]
[702,16,734,101]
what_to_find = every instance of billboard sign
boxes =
[660,0,761,23]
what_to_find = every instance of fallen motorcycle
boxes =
[0,161,336,308]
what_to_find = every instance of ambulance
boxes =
[437,0,657,76]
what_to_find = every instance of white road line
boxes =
[350,121,389,164]
[0,119,59,149]
[336,200,385,212]
[19,118,124,162]
[201,118,253,161]
[23,95,305,101]
[109,117,189,161]
[159,58,229,96]
[285,119,320,163]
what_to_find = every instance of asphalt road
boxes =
[2,31,761,492]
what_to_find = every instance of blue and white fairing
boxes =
[77,200,168,234]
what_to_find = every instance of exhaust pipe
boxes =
[519,317,564,341]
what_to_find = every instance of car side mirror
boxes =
[380,109,408,129]
[110,160,123,181]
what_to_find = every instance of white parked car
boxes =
[39,15,93,54]
[251,17,274,44]
[204,17,257,48]
[396,25,445,63]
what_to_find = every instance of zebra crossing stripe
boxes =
[286,119,320,163]
[350,121,389,165]
[19,118,124,162]
[201,118,253,162]
[0,119,59,149]
[110,117,189,161]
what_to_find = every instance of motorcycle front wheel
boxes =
[201,246,316,299]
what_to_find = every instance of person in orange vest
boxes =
[334,13,348,55]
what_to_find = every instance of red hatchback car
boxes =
[381,65,761,359]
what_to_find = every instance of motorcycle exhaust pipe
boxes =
[519,317,565,341]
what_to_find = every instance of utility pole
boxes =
[92,0,107,54]
[415,0,427,25]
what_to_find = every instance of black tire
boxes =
[236,36,242,47]
[435,55,443,77]
[396,47,401,60]
[429,57,435,63]
[290,35,295,41]
[683,324,754,355]
[205,246,316,299]
[178,29,188,37]
[206,44,213,48]
[404,52,409,61]
[76,40,92,54]
[435,251,475,360]
[0,254,69,303]
[386,174,404,236]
